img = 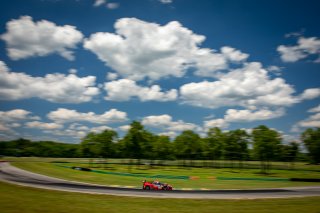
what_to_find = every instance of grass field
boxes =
[7,157,320,189]
[0,181,320,213]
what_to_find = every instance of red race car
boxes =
[142,180,173,190]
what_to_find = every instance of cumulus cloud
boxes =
[25,121,63,130]
[0,109,39,136]
[45,123,114,139]
[84,18,247,81]
[221,46,249,62]
[104,79,177,102]
[277,36,320,63]
[118,125,130,132]
[204,108,285,131]
[204,118,229,130]
[0,61,100,103]
[142,114,201,134]
[224,108,285,123]
[308,104,320,113]
[68,123,90,131]
[299,88,320,100]
[47,108,128,124]
[298,114,320,128]
[180,62,298,109]
[1,16,83,60]
[0,109,39,122]
[292,105,320,132]
[267,65,283,76]
[106,72,118,81]
[45,129,87,139]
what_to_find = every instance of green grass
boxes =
[0,181,320,213]
[8,157,320,189]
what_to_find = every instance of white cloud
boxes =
[267,65,282,76]
[277,36,320,63]
[84,18,246,81]
[221,46,249,62]
[142,114,172,127]
[0,61,100,103]
[94,0,106,7]
[292,105,320,132]
[204,118,229,130]
[277,45,306,62]
[47,108,128,124]
[224,108,285,123]
[0,109,39,136]
[68,123,90,131]
[285,29,305,38]
[0,109,39,122]
[104,79,177,102]
[106,3,119,9]
[159,0,173,4]
[204,108,285,131]
[180,62,298,109]
[267,65,282,72]
[158,131,177,138]
[308,104,320,113]
[298,114,320,128]
[1,16,83,60]
[45,123,114,139]
[299,88,320,100]
[292,113,320,130]
[0,124,10,132]
[69,68,78,74]
[90,125,113,132]
[142,114,201,133]
[118,125,130,132]
[45,129,87,139]
[106,72,118,80]
[25,121,63,130]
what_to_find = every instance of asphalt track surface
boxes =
[1,162,320,199]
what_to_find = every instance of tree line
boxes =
[1,122,319,166]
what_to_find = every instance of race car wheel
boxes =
[145,186,150,190]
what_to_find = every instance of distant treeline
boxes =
[0,123,319,166]
[0,140,79,158]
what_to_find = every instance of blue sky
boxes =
[0,0,319,143]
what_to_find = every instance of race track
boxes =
[1,162,320,199]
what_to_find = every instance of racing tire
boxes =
[145,186,150,190]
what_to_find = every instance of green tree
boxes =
[80,132,101,158]
[204,127,225,167]
[277,142,299,169]
[152,135,173,160]
[252,125,282,173]
[224,129,249,168]
[0,139,81,158]
[95,129,118,158]
[80,129,118,167]
[173,130,201,167]
[301,128,320,164]
[121,121,154,168]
